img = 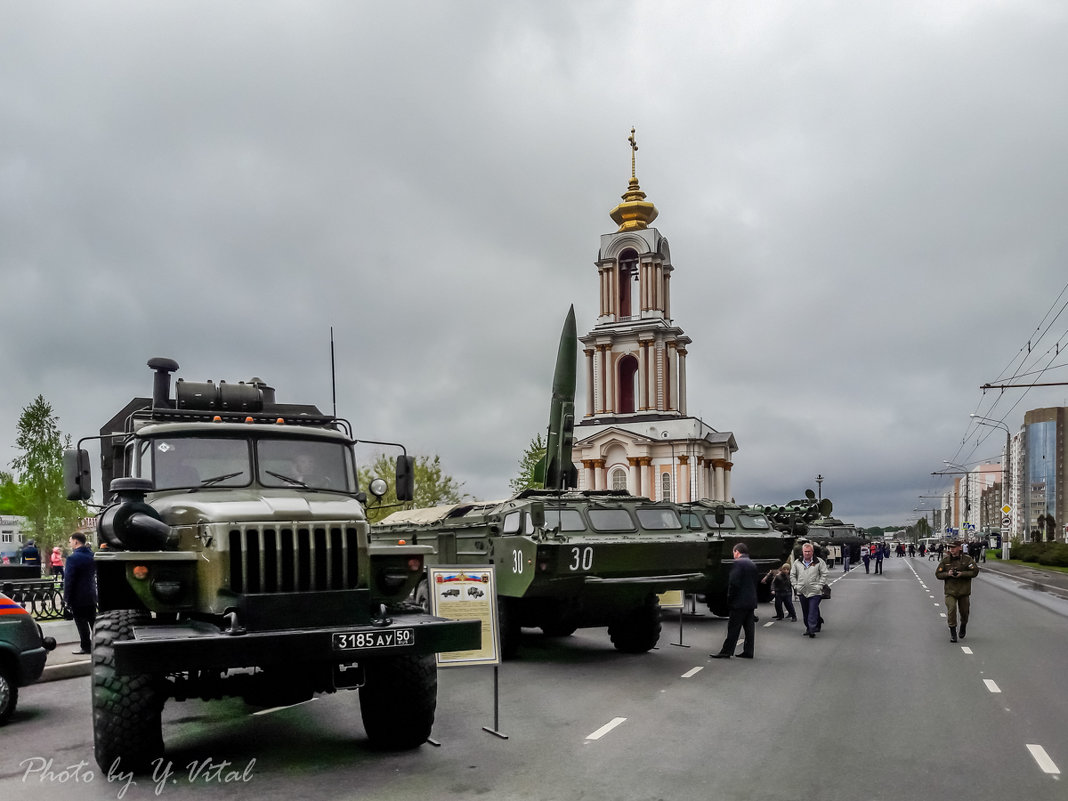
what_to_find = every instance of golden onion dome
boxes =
[609,127,658,231]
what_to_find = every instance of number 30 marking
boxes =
[569,546,593,571]
[512,550,524,574]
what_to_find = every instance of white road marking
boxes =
[252,698,318,716]
[1026,744,1061,774]
[983,679,1001,693]
[961,647,973,654]
[586,717,627,740]
[763,621,775,628]
[940,613,947,618]
[681,666,703,678]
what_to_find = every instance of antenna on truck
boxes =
[330,326,337,420]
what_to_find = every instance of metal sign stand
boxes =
[482,665,509,739]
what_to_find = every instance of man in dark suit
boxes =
[64,533,97,654]
[710,543,758,659]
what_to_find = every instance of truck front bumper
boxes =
[114,614,482,675]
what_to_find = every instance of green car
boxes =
[0,592,57,724]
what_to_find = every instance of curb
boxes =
[41,658,91,682]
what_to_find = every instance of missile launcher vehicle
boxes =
[680,501,795,616]
[64,358,480,771]
[374,308,709,657]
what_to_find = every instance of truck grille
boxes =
[228,525,360,593]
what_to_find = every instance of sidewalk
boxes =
[974,557,1068,601]
[38,619,91,682]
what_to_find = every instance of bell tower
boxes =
[573,130,738,503]
[580,128,691,421]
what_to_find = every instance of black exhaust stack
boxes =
[148,357,180,409]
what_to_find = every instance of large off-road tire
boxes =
[92,610,166,773]
[359,653,437,749]
[0,664,17,725]
[608,597,662,653]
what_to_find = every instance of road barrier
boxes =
[1,578,67,620]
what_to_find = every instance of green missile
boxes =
[536,305,578,490]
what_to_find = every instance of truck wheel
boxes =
[498,597,520,659]
[359,654,436,749]
[706,597,729,617]
[92,610,166,773]
[540,620,578,638]
[608,597,662,653]
[0,664,17,725]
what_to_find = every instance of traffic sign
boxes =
[1001,504,1013,515]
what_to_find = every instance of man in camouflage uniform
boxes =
[935,540,979,643]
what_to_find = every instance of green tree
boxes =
[915,517,931,537]
[10,395,87,550]
[358,453,468,523]
[509,433,546,495]
[0,470,26,515]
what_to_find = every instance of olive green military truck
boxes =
[64,358,480,772]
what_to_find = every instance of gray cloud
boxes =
[3,1,1068,528]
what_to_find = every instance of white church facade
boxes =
[573,131,738,503]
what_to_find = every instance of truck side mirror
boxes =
[63,449,92,501]
[714,504,726,525]
[395,454,414,502]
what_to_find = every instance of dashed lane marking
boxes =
[961,647,973,654]
[1026,744,1061,775]
[586,717,627,741]
[681,667,703,678]
[983,679,1001,694]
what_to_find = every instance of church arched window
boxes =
[611,468,628,492]
[618,249,638,318]
[661,471,672,501]
[617,354,638,414]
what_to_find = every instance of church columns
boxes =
[678,455,689,503]
[677,347,687,415]
[627,457,641,496]
[723,461,732,502]
[664,271,671,320]
[585,348,593,416]
[593,459,605,491]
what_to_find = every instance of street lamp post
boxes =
[971,414,1012,560]
[943,461,972,539]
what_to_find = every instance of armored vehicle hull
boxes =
[377,489,710,657]
[681,501,795,616]
[65,358,480,772]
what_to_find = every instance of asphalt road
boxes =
[2,555,1064,801]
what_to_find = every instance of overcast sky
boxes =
[4,1,1068,529]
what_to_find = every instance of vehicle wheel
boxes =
[92,610,166,773]
[359,653,436,749]
[706,596,729,617]
[608,597,662,653]
[540,619,578,637]
[0,664,18,725]
[498,597,521,659]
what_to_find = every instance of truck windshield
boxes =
[258,438,355,492]
[148,436,355,492]
[151,437,251,489]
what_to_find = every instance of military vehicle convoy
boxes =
[377,489,710,657]
[680,501,795,616]
[374,308,709,657]
[64,358,480,771]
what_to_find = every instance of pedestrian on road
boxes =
[790,542,828,638]
[64,532,97,654]
[842,544,851,572]
[765,563,797,621]
[710,543,758,659]
[935,539,979,643]
[874,542,884,574]
[862,544,871,573]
